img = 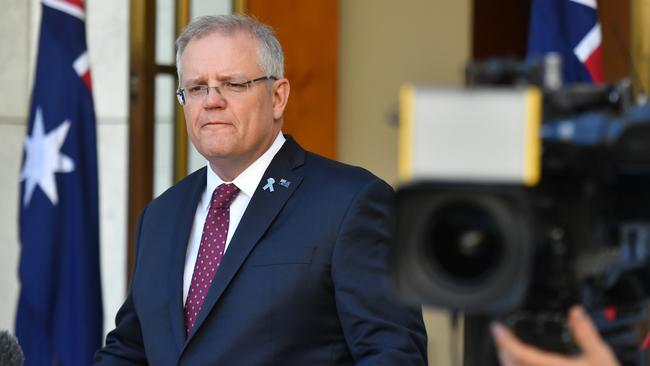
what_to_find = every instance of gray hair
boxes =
[175,14,284,82]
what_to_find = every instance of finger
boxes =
[491,322,580,366]
[496,346,516,366]
[567,306,609,355]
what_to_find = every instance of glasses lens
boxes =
[180,77,272,103]
[187,85,207,99]
[222,80,250,96]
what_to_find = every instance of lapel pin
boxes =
[263,177,276,192]
[279,179,291,188]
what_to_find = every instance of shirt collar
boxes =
[202,132,286,211]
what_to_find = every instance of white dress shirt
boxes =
[183,133,286,303]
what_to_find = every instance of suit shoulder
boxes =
[148,167,205,208]
[301,152,392,193]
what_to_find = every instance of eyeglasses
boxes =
[176,76,277,105]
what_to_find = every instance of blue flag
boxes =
[527,0,604,84]
[16,1,102,365]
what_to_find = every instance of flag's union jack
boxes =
[528,0,604,84]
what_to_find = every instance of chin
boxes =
[194,136,235,155]
[199,148,231,161]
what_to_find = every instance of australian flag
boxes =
[527,0,604,84]
[16,1,102,365]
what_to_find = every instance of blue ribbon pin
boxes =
[263,177,276,192]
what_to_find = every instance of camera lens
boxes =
[424,200,504,283]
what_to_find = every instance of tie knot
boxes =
[211,183,239,209]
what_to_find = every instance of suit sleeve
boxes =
[331,178,428,365]
[94,207,149,365]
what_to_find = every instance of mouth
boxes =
[201,120,232,128]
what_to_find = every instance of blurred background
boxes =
[0,0,646,365]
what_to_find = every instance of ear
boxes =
[272,78,290,121]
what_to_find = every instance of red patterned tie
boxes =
[184,183,239,334]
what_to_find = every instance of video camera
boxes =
[391,57,650,365]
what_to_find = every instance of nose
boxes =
[203,86,226,108]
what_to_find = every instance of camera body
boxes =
[392,80,650,364]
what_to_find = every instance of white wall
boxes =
[0,0,30,332]
[0,0,129,338]
[87,0,130,337]
[339,0,471,185]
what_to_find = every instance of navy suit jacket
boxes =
[95,136,427,365]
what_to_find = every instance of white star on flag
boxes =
[20,107,75,206]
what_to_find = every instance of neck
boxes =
[208,158,246,182]
[208,131,281,182]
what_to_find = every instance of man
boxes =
[492,306,619,366]
[95,14,427,365]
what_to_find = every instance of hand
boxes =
[491,306,620,366]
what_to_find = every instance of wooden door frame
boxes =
[127,0,192,284]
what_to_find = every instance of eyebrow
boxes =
[183,77,206,86]
[217,74,247,81]
[186,73,251,85]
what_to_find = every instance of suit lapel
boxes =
[168,168,207,351]
[184,136,305,347]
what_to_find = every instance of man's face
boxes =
[179,31,289,177]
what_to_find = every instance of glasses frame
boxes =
[176,76,278,105]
